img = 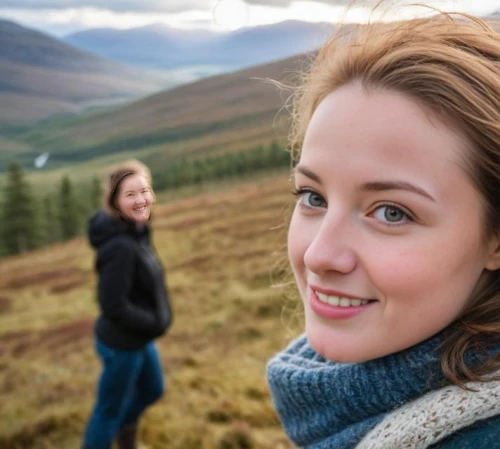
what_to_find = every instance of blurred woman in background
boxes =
[82,159,172,449]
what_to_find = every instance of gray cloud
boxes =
[245,0,354,6]
[0,0,209,13]
[245,0,497,9]
[4,0,360,12]
[5,1,493,17]
[244,0,295,5]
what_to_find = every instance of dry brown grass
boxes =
[0,172,301,449]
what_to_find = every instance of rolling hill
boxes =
[0,51,310,185]
[29,52,307,148]
[0,19,168,124]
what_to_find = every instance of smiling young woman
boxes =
[267,4,500,449]
[82,159,172,449]
[290,83,494,364]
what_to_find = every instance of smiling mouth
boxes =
[134,206,147,211]
[314,291,373,307]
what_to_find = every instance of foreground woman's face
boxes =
[289,82,497,363]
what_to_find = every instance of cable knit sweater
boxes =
[266,333,500,449]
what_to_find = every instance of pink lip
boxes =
[309,287,375,320]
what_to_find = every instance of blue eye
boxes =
[372,205,410,224]
[292,189,326,208]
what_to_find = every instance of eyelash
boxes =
[370,203,413,227]
[127,189,149,196]
[292,187,323,203]
[291,188,414,227]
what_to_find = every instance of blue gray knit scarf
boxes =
[266,333,445,449]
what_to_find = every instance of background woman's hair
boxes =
[103,159,155,221]
[288,4,500,387]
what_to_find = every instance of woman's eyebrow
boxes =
[295,166,435,202]
[361,181,436,202]
[294,165,322,183]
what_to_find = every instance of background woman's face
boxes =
[288,82,496,363]
[116,174,153,224]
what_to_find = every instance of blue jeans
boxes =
[82,339,164,449]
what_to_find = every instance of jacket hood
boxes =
[87,209,129,248]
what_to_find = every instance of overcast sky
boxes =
[1,0,498,36]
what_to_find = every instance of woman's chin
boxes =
[129,211,150,224]
[305,324,370,364]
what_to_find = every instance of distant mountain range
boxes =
[0,18,333,125]
[0,19,170,124]
[61,11,500,79]
[3,10,497,127]
[64,21,334,73]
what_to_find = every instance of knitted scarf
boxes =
[357,375,500,448]
[266,333,445,449]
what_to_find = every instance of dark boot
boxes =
[115,422,138,449]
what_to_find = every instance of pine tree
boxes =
[90,176,102,212]
[42,196,60,244]
[59,175,80,240]
[1,160,37,254]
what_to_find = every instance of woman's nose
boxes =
[303,213,357,275]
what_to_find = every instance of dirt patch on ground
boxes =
[49,278,88,294]
[158,215,211,231]
[0,296,11,313]
[3,268,82,289]
[35,320,93,353]
[0,319,93,357]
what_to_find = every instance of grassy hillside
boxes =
[0,53,307,195]
[0,62,159,124]
[0,19,167,124]
[0,172,302,449]
[15,52,306,149]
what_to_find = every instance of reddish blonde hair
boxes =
[288,8,500,386]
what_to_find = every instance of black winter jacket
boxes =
[88,209,172,349]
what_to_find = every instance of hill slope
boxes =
[36,53,307,145]
[1,52,308,180]
[0,19,166,124]
[0,172,298,449]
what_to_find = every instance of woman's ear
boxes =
[485,234,500,271]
